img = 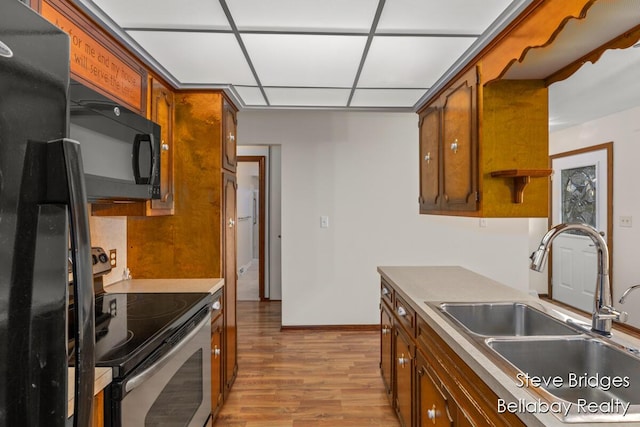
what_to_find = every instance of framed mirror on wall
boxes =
[549,142,613,312]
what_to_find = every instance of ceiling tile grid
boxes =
[87,0,519,110]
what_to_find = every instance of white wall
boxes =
[238,110,544,326]
[550,105,640,328]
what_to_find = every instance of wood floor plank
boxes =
[214,301,399,427]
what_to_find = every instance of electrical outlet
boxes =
[109,249,117,267]
[620,216,633,228]
[109,299,117,316]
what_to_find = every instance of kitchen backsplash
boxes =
[89,212,127,286]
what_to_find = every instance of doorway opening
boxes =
[237,156,266,300]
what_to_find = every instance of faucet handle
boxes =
[620,311,630,323]
[598,305,628,323]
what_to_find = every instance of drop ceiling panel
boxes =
[351,88,425,107]
[235,86,267,106]
[377,0,513,34]
[227,0,379,32]
[92,0,230,30]
[265,87,350,106]
[358,36,476,88]
[127,31,256,85]
[243,34,367,87]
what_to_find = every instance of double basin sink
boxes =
[429,301,640,423]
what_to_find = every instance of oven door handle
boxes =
[124,314,210,393]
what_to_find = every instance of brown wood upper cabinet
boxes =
[418,67,549,218]
[222,98,237,173]
[148,78,175,215]
[419,68,478,214]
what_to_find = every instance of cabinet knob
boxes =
[424,152,431,163]
[427,405,437,423]
[398,354,409,368]
[161,143,169,151]
[397,306,407,317]
[382,326,390,335]
[382,287,390,296]
[212,300,221,310]
[228,218,235,228]
[229,133,235,142]
[450,139,458,153]
[212,345,221,358]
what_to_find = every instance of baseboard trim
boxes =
[280,324,379,332]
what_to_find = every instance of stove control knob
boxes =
[92,254,98,265]
[98,253,109,264]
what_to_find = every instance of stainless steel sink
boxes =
[426,301,640,422]
[438,302,581,336]
[488,337,640,421]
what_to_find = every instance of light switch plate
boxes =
[320,216,329,228]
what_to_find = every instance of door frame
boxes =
[238,156,267,300]
[548,142,613,302]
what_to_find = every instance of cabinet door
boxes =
[223,172,238,396]
[395,327,413,427]
[380,302,393,402]
[419,107,441,212]
[149,79,175,214]
[222,99,237,173]
[416,353,453,427]
[441,71,477,211]
[211,314,224,419]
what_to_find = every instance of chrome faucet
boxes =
[530,223,627,336]
[620,285,640,304]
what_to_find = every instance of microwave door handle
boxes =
[48,138,95,426]
[132,133,154,185]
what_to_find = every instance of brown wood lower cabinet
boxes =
[211,310,224,420]
[380,278,526,427]
[380,302,394,403]
[416,353,453,427]
[395,326,414,427]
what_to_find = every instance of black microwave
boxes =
[69,80,161,202]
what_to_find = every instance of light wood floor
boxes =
[214,301,400,427]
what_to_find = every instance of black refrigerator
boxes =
[0,1,95,426]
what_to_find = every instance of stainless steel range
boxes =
[69,251,212,427]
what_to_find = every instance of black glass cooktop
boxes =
[70,292,211,378]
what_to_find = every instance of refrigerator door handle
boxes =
[48,138,95,427]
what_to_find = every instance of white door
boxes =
[551,148,609,312]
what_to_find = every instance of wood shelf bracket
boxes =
[490,169,553,204]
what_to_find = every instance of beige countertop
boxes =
[105,277,224,294]
[377,266,640,427]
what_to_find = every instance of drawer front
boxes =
[381,278,394,307]
[394,294,416,337]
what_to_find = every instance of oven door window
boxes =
[119,317,211,427]
[146,350,203,425]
